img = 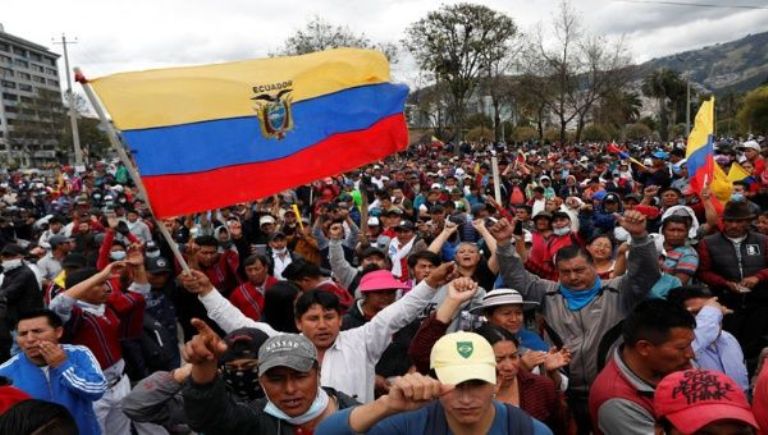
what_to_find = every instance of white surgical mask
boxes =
[273,247,287,255]
[110,251,127,261]
[263,387,329,425]
[553,227,571,236]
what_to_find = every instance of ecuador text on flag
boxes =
[90,48,409,218]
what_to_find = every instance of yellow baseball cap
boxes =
[430,331,496,386]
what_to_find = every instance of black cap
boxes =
[49,235,73,249]
[62,253,87,269]
[551,211,571,221]
[603,193,620,203]
[1,244,26,258]
[145,256,171,274]
[360,246,387,260]
[282,259,322,281]
[624,193,643,203]
[269,231,286,242]
[395,220,415,231]
[220,328,270,364]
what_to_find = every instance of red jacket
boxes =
[228,276,278,321]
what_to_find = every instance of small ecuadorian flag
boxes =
[90,48,409,218]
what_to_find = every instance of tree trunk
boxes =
[575,115,586,143]
[492,96,501,142]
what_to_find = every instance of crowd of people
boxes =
[0,136,768,434]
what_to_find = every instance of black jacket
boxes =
[183,376,358,435]
[0,263,42,328]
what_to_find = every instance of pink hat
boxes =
[654,369,758,434]
[358,270,410,293]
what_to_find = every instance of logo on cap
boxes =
[672,370,734,405]
[156,259,167,267]
[456,341,474,359]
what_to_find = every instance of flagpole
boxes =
[74,67,191,273]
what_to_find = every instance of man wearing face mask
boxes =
[183,326,358,435]
[697,200,768,373]
[0,244,43,361]
[122,327,269,433]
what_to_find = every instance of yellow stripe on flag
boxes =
[90,48,391,130]
[727,163,751,183]
[711,163,733,203]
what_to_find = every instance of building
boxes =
[0,24,63,167]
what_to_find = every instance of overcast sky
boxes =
[2,0,767,86]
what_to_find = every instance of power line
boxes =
[617,0,768,9]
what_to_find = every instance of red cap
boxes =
[654,369,758,434]
[358,270,410,293]
[0,385,30,414]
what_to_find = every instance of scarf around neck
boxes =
[559,277,602,311]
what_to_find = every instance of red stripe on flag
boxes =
[142,114,408,218]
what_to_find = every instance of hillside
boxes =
[636,31,768,94]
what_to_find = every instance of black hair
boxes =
[243,254,270,269]
[666,285,713,309]
[64,267,98,289]
[622,299,695,346]
[516,205,532,215]
[15,309,63,329]
[261,281,300,333]
[194,235,219,248]
[360,263,383,277]
[282,259,322,281]
[554,244,594,266]
[474,323,519,347]
[662,214,692,231]
[533,186,545,194]
[733,180,749,188]
[407,250,441,269]
[295,289,341,319]
[0,399,78,435]
[588,233,615,249]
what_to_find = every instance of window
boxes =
[2,92,18,101]
[45,57,56,66]
[47,79,59,87]
[12,47,27,57]
[45,67,56,75]
[19,84,32,92]
[0,43,9,52]
[14,59,28,68]
[1,80,15,89]
[0,68,13,78]
[18,72,30,80]
[29,52,42,62]
[0,55,10,65]
[33,76,45,84]
[31,64,44,73]
[19,96,32,103]
[4,105,17,113]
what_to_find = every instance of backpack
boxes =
[424,400,534,434]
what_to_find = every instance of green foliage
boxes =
[278,16,398,62]
[624,123,653,141]
[465,113,493,129]
[404,3,517,140]
[641,68,687,141]
[638,116,657,131]
[737,86,768,134]
[512,126,538,143]
[581,124,611,142]
[716,118,743,137]
[466,126,494,142]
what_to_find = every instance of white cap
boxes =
[430,183,443,191]
[367,216,380,226]
[259,215,276,226]
[740,140,761,152]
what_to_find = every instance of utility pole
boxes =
[53,34,83,166]
[685,79,691,137]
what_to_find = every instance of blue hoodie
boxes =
[0,344,107,435]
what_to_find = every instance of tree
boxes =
[737,85,768,134]
[526,0,632,143]
[641,68,686,141]
[277,16,397,62]
[594,90,642,128]
[404,3,518,142]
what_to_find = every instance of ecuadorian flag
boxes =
[685,97,715,196]
[90,48,409,218]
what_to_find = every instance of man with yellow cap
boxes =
[317,296,553,434]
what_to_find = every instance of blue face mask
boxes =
[263,386,328,425]
[110,251,126,261]
[730,193,745,202]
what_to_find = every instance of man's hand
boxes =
[446,277,479,304]
[425,261,456,289]
[179,270,214,296]
[183,319,227,384]
[328,223,344,241]
[741,276,760,289]
[442,221,459,236]
[489,218,515,245]
[471,219,487,233]
[126,248,144,268]
[701,297,734,315]
[172,364,193,384]
[616,210,647,238]
[543,348,572,372]
[381,373,453,413]
[520,351,547,371]
[643,185,660,199]
[38,341,67,368]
